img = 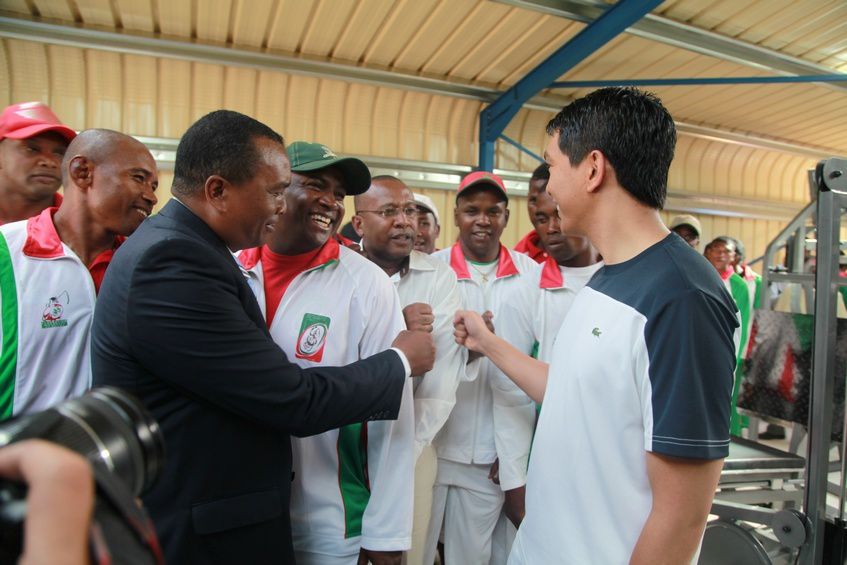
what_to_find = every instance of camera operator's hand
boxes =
[391,330,435,376]
[0,440,94,565]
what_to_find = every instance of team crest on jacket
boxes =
[296,313,331,362]
[41,291,70,329]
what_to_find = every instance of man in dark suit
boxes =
[91,110,435,564]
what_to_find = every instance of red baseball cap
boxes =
[456,171,508,203]
[0,102,76,143]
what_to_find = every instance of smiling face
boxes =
[543,133,592,238]
[705,239,736,274]
[220,137,291,251]
[0,132,68,202]
[86,137,159,237]
[454,186,509,263]
[269,166,346,255]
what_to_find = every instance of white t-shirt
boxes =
[510,234,738,564]
[240,241,414,556]
[498,257,603,364]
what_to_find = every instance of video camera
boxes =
[0,387,165,564]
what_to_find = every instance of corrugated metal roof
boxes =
[0,34,818,200]
[6,0,845,156]
[1,0,843,259]
[658,0,847,69]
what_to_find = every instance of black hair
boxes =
[730,237,745,260]
[530,163,549,182]
[710,236,737,252]
[545,87,675,209]
[172,110,284,196]
[720,236,744,260]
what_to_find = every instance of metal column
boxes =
[799,158,847,564]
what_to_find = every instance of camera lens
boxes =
[3,387,165,497]
[60,387,165,496]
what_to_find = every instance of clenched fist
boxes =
[391,329,436,376]
[403,302,434,333]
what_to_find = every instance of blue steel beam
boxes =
[551,74,847,88]
[478,0,663,171]
[499,134,545,164]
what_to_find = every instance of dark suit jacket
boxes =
[91,200,406,564]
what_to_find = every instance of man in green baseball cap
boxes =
[285,141,371,251]
[287,141,371,195]
[238,141,416,564]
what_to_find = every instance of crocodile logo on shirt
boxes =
[41,291,70,329]
[296,313,331,362]
[592,327,601,338]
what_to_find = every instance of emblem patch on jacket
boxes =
[41,291,70,329]
[296,313,331,362]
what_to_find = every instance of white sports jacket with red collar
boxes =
[239,240,415,557]
[0,208,120,418]
[431,243,537,491]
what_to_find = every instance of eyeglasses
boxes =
[357,206,419,219]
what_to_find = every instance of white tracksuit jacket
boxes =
[387,250,466,460]
[240,240,415,557]
[0,210,105,418]
[431,243,537,491]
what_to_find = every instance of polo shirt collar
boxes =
[23,207,64,258]
[448,242,519,281]
[515,230,548,263]
[409,250,435,272]
[539,256,564,289]
[239,237,341,273]
[23,206,125,262]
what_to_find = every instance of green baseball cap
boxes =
[287,141,372,196]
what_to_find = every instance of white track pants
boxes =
[404,445,438,565]
[423,459,504,565]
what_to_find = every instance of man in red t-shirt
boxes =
[513,164,550,263]
[0,102,77,226]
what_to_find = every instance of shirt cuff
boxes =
[390,347,412,378]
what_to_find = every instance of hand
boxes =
[403,302,434,333]
[392,329,435,376]
[467,311,494,362]
[358,548,402,565]
[454,309,494,356]
[503,485,526,528]
[483,310,495,334]
[488,458,500,485]
[0,440,94,565]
